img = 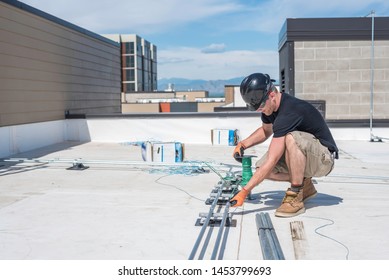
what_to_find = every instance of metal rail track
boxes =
[188,179,236,260]
[256,212,285,260]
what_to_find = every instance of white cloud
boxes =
[20,0,389,80]
[22,0,243,34]
[158,47,278,80]
[201,43,226,54]
[220,0,389,34]
[21,0,389,35]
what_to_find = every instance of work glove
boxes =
[230,188,249,207]
[233,142,246,163]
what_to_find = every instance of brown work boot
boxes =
[275,189,305,217]
[303,177,317,202]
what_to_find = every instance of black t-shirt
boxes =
[261,93,339,157]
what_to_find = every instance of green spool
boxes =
[241,156,253,186]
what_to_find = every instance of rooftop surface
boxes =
[0,137,389,260]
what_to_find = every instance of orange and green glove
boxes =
[230,187,249,207]
[233,142,246,162]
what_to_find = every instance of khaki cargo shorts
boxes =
[255,131,334,178]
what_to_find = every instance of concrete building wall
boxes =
[197,102,225,112]
[175,91,208,101]
[224,86,234,105]
[122,103,159,113]
[279,17,389,120]
[121,101,224,113]
[0,1,121,127]
[224,85,247,107]
[294,40,389,120]
[121,90,212,112]
[124,92,175,103]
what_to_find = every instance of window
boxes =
[125,69,135,81]
[124,56,135,68]
[123,82,135,92]
[124,42,135,54]
[137,70,143,84]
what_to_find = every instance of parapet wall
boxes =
[1,115,389,158]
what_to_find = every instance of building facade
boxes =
[121,90,225,113]
[103,34,157,93]
[0,0,121,126]
[279,17,389,120]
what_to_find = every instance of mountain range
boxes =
[157,77,244,97]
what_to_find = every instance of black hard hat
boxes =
[240,73,274,111]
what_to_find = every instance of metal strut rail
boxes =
[210,201,230,260]
[2,157,228,173]
[256,212,285,260]
[4,157,208,167]
[188,180,233,260]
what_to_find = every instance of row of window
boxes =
[121,41,157,92]
[122,81,157,92]
[122,42,156,59]
[123,68,156,81]
[122,56,156,70]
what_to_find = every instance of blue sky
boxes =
[21,0,389,80]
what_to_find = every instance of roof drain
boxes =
[255,212,285,260]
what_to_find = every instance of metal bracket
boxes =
[195,212,236,227]
[67,162,89,171]
[211,185,238,193]
[205,195,230,205]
